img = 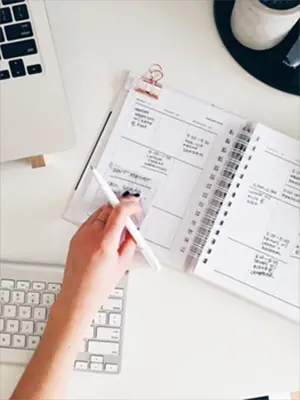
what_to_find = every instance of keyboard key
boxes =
[108,313,122,327]
[111,288,124,297]
[90,355,103,363]
[94,312,106,326]
[5,22,33,41]
[90,362,103,372]
[27,335,40,349]
[2,0,25,4]
[47,283,61,294]
[35,322,46,336]
[88,341,119,356]
[105,363,118,373]
[27,64,42,75]
[74,361,88,370]
[1,279,15,289]
[0,319,4,332]
[6,319,19,333]
[33,307,46,320]
[0,333,11,347]
[3,304,17,318]
[78,340,86,353]
[12,334,26,348]
[9,59,26,78]
[96,327,120,341]
[12,4,29,21]
[17,281,30,290]
[27,292,40,305]
[21,320,34,334]
[0,27,3,43]
[0,70,10,80]
[12,290,25,304]
[41,293,55,306]
[0,7,13,24]
[0,289,10,302]
[19,306,31,319]
[102,298,122,312]
[32,282,46,291]
[84,325,94,339]
[1,39,37,60]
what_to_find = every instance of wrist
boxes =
[49,286,105,335]
[45,295,91,345]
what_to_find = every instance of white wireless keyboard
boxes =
[0,261,127,374]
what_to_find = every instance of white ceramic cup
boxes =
[231,0,300,50]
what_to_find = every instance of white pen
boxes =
[90,166,161,272]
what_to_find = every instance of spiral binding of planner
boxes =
[185,126,257,269]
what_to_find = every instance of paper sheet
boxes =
[64,74,245,269]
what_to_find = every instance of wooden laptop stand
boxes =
[28,155,46,168]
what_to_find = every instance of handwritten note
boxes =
[260,231,290,258]
[107,162,154,190]
[249,253,279,278]
[142,149,173,176]
[246,187,271,206]
[252,182,277,196]
[86,163,159,225]
[182,132,210,157]
[247,171,300,210]
[130,105,156,129]
[281,185,300,206]
[287,168,300,188]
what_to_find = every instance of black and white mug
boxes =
[231,0,300,50]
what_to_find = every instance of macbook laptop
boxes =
[0,0,74,162]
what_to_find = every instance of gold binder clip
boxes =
[135,64,164,99]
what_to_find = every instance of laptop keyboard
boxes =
[0,0,42,80]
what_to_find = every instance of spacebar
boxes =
[0,348,34,365]
[1,39,37,60]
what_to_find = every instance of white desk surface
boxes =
[0,1,299,399]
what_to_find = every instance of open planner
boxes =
[64,69,300,323]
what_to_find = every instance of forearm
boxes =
[10,200,138,400]
[10,294,93,400]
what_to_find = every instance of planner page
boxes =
[194,124,300,322]
[64,73,246,269]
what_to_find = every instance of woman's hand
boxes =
[56,196,141,328]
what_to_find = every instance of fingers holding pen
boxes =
[101,195,141,251]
